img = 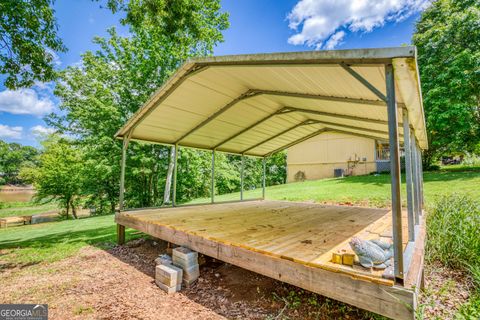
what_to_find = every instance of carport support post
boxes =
[211,150,215,203]
[240,155,245,200]
[118,131,132,245]
[172,144,179,207]
[418,146,425,210]
[402,111,415,241]
[262,157,266,199]
[411,131,421,223]
[386,64,404,282]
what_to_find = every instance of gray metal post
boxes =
[411,132,420,224]
[172,144,178,207]
[262,157,266,199]
[118,131,132,245]
[402,111,415,242]
[211,150,215,203]
[240,155,245,200]
[386,64,404,281]
[418,146,425,211]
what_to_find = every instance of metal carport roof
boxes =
[115,46,427,156]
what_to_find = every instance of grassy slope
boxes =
[1,167,478,266]
[0,215,139,267]
[190,167,480,207]
[0,202,58,219]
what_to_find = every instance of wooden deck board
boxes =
[116,200,420,320]
[118,200,406,284]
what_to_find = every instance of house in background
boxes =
[287,131,395,182]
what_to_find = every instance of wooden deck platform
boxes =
[116,200,423,320]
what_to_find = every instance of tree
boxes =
[49,0,228,211]
[413,0,480,167]
[20,135,83,218]
[0,0,66,89]
[0,140,39,185]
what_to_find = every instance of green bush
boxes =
[426,194,480,286]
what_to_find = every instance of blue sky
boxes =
[0,0,428,146]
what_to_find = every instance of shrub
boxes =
[426,194,480,286]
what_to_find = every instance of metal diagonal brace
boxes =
[340,63,387,102]
[175,89,261,144]
[266,128,329,156]
[214,107,296,149]
[242,119,321,154]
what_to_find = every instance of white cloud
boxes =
[30,125,55,137]
[287,0,430,49]
[324,30,346,50]
[0,124,23,139]
[0,89,55,116]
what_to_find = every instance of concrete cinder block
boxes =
[155,254,173,266]
[172,247,198,268]
[183,264,200,281]
[155,280,182,294]
[155,264,183,287]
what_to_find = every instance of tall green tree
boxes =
[20,135,83,218]
[0,140,39,185]
[413,0,480,166]
[49,0,228,212]
[0,0,66,89]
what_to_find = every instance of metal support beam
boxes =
[242,119,320,154]
[175,90,259,144]
[411,129,421,224]
[417,145,425,211]
[341,63,387,102]
[214,107,294,149]
[262,157,266,199]
[286,106,401,126]
[119,130,133,212]
[402,111,415,242]
[172,144,179,207]
[256,89,387,106]
[118,129,133,245]
[211,150,215,203]
[310,118,401,138]
[321,128,390,143]
[266,128,329,156]
[386,64,404,282]
[240,154,245,200]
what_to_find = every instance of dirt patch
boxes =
[0,238,473,319]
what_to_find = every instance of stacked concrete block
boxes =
[155,253,173,266]
[172,247,200,286]
[155,264,183,294]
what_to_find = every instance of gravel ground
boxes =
[0,238,473,319]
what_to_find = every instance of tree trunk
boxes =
[163,146,176,205]
[71,203,78,219]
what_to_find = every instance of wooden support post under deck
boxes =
[402,111,415,242]
[172,144,179,207]
[386,64,404,282]
[240,154,244,200]
[211,150,215,203]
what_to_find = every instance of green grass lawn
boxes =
[189,166,480,207]
[0,215,140,268]
[0,201,59,219]
[1,166,478,268]
[0,166,478,318]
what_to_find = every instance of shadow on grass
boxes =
[332,169,480,186]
